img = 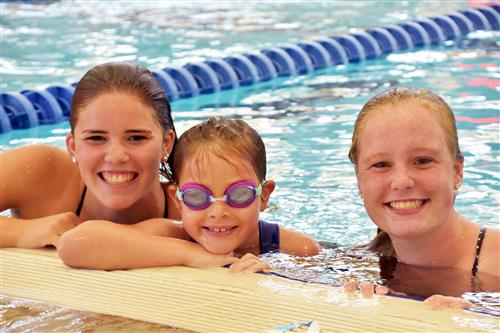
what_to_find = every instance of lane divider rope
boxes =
[0,4,498,134]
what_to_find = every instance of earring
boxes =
[162,154,169,163]
[454,180,462,191]
[71,156,77,163]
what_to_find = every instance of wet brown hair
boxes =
[70,62,177,180]
[172,116,266,184]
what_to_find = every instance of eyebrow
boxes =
[361,147,441,161]
[81,129,153,134]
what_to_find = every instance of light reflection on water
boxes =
[1,0,499,331]
[0,296,188,333]
[262,247,500,317]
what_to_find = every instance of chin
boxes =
[103,198,136,210]
[203,243,234,255]
[386,225,424,239]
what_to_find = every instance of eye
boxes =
[371,161,390,169]
[228,187,255,204]
[84,135,106,142]
[414,157,434,166]
[128,135,148,142]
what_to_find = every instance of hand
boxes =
[16,212,78,248]
[183,243,239,268]
[343,279,390,297]
[228,253,271,273]
[423,295,474,310]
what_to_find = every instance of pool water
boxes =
[1,0,499,331]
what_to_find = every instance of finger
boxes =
[221,256,239,267]
[359,281,375,298]
[424,295,446,310]
[53,213,78,235]
[453,299,473,309]
[229,258,260,273]
[243,262,271,274]
[239,253,257,261]
[49,233,61,249]
[64,212,79,227]
[375,285,389,295]
[344,280,358,292]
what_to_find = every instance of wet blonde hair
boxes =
[349,87,464,257]
[349,87,463,168]
[172,116,266,184]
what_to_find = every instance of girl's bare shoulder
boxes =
[1,145,81,214]
[4,144,77,176]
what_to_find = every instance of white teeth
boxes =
[207,226,233,232]
[389,200,423,210]
[101,172,135,184]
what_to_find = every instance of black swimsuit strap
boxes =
[75,186,87,217]
[472,227,487,276]
[161,184,168,218]
[76,184,167,218]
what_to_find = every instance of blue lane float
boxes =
[244,51,278,81]
[1,4,498,134]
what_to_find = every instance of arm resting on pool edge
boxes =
[0,213,78,248]
[0,145,82,248]
[57,220,238,270]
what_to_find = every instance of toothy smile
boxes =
[99,171,138,185]
[387,199,425,210]
[203,226,238,233]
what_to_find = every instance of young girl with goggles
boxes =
[169,116,320,265]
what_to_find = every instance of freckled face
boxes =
[177,154,263,255]
[355,101,462,240]
[67,92,169,210]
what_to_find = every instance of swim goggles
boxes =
[176,180,263,210]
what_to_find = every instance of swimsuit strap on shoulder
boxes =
[471,227,487,276]
[161,184,168,218]
[75,186,87,217]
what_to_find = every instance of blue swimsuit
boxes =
[259,220,280,254]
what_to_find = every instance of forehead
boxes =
[358,101,449,153]
[179,150,257,183]
[77,92,160,128]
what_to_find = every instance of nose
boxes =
[390,165,415,191]
[208,200,230,219]
[104,141,130,164]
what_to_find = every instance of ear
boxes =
[167,183,182,213]
[259,180,276,212]
[66,132,76,158]
[163,129,176,158]
[453,156,464,187]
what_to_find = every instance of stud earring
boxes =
[454,180,462,191]
[162,154,169,163]
[71,156,77,163]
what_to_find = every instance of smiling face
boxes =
[174,151,271,255]
[355,100,463,240]
[67,91,171,210]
